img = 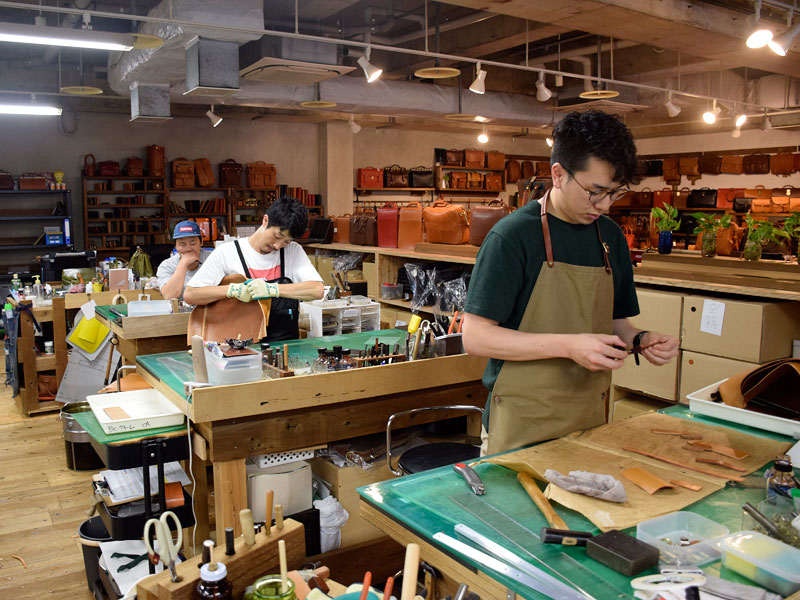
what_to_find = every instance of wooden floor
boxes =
[0,385,96,599]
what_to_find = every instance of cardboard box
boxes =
[682,296,800,363]
[316,255,335,287]
[310,457,394,547]
[679,350,758,405]
[612,396,671,421]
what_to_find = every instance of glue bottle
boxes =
[196,561,233,599]
[32,276,42,307]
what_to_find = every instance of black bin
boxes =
[78,516,112,591]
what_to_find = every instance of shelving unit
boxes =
[435,164,505,197]
[228,187,277,235]
[167,186,232,243]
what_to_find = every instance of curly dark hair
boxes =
[265,196,308,239]
[550,110,640,185]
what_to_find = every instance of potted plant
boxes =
[783,213,800,263]
[743,215,790,262]
[651,202,681,254]
[692,212,732,258]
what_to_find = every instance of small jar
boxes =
[44,341,54,355]
[244,575,296,600]
[331,345,343,370]
[766,455,797,499]
[339,349,354,370]
[312,348,328,374]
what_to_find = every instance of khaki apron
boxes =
[486,190,614,455]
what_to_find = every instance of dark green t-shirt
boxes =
[464,200,640,424]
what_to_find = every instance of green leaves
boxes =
[651,202,681,232]
[783,213,800,240]
[691,212,732,234]
[744,215,791,245]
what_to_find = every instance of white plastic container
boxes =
[87,389,184,434]
[718,530,800,596]
[204,347,261,386]
[127,299,173,316]
[636,511,729,566]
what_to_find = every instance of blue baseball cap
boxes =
[173,220,202,239]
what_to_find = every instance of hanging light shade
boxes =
[664,92,681,117]
[469,62,487,94]
[535,73,552,102]
[415,66,460,79]
[768,22,800,56]
[357,55,382,83]
[746,0,774,48]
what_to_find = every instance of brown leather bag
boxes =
[771,187,795,213]
[770,153,795,176]
[188,275,268,343]
[83,154,96,176]
[662,157,680,183]
[247,162,277,188]
[506,160,521,183]
[535,162,551,178]
[350,212,377,245]
[172,158,195,188]
[636,188,654,208]
[743,154,770,174]
[445,149,464,166]
[147,145,165,177]
[377,203,399,248]
[678,156,700,183]
[486,151,505,170]
[698,153,722,174]
[37,374,58,400]
[464,149,485,169]
[383,165,409,188]
[653,188,672,209]
[466,172,484,189]
[485,172,503,191]
[98,161,120,176]
[125,157,143,177]
[672,187,689,209]
[450,171,467,189]
[423,201,469,245]
[719,358,800,415]
[469,200,509,246]
[398,202,424,250]
[746,185,771,199]
[751,198,773,213]
[716,188,744,210]
[795,153,800,173]
[194,158,215,188]
[717,223,745,256]
[521,160,535,179]
[357,167,383,189]
[219,159,243,187]
[334,214,351,243]
[720,155,743,174]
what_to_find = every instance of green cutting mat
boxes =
[72,408,185,444]
[95,304,127,319]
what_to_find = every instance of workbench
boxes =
[358,405,793,600]
[135,332,488,544]
[95,304,190,364]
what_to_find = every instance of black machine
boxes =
[40,251,96,284]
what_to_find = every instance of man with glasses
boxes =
[463,110,679,455]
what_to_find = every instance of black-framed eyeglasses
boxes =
[563,166,629,205]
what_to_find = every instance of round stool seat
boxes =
[397,442,480,475]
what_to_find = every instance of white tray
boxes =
[87,389,185,434]
[127,300,173,316]
[688,379,800,439]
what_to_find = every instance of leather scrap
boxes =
[621,466,676,495]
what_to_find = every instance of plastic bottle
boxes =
[339,349,354,370]
[10,273,21,292]
[32,276,42,307]
[196,562,234,599]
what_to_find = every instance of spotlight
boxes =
[546,137,553,148]
[731,127,742,138]
[206,105,222,127]
[477,128,489,144]
[349,114,361,134]
[746,0,774,48]
[664,92,681,118]
[761,113,772,130]
[768,22,800,56]
[357,55,382,83]
[702,100,720,124]
[535,72,552,102]
[735,113,747,127]
[469,62,487,94]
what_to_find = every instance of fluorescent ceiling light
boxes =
[357,55,382,83]
[768,22,800,56]
[0,103,61,116]
[206,105,222,127]
[702,100,720,124]
[469,62,487,94]
[664,92,681,117]
[0,22,136,51]
[535,72,552,102]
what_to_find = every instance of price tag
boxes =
[700,299,725,336]
[81,300,97,321]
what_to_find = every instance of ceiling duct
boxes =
[555,81,647,115]
[768,112,800,129]
[130,81,172,122]
[184,37,240,97]
[239,37,355,85]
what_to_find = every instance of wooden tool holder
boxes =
[262,364,295,378]
[353,354,407,367]
[137,519,305,600]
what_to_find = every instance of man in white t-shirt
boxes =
[184,197,323,341]
[156,220,204,301]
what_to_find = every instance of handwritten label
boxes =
[700,299,725,336]
[81,300,97,321]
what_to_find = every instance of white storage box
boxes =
[204,347,261,386]
[127,300,173,317]
[301,297,381,337]
[688,380,800,439]
[636,511,729,566]
[87,389,184,434]
[718,531,800,596]
[246,460,312,523]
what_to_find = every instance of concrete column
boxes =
[317,121,353,217]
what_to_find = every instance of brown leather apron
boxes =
[486,190,615,455]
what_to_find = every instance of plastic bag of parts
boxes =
[404,263,437,313]
[313,496,349,553]
[332,252,365,272]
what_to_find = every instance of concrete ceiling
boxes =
[0,0,798,139]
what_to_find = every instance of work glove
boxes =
[245,278,280,299]
[544,469,627,503]
[226,282,252,302]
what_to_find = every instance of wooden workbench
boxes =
[95,307,190,364]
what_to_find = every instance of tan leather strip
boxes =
[623,446,744,482]
[595,221,612,274]
[621,466,675,495]
[540,190,554,267]
[670,479,702,491]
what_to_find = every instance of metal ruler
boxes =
[449,492,632,599]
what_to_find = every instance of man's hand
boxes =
[566,333,629,371]
[177,251,200,270]
[638,332,679,366]
[226,282,253,302]
[245,279,280,299]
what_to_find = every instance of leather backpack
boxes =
[219,159,243,187]
[398,202,424,250]
[469,200,509,246]
[521,160,535,179]
[172,158,195,188]
[506,160,521,184]
[662,157,680,184]
[486,151,505,170]
[678,156,701,183]
[423,201,469,245]
[377,203,399,248]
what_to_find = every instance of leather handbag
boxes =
[771,187,796,213]
[37,374,58,400]
[743,154,770,174]
[409,166,433,188]
[770,153,795,176]
[384,164,409,188]
[377,203,399,248]
[614,191,635,208]
[247,161,277,188]
[662,157,680,183]
[450,171,467,189]
[720,155,743,174]
[784,186,800,211]
[653,188,672,209]
[98,161,120,176]
[698,153,722,175]
[485,172,503,191]
[398,202,424,250]
[718,358,800,417]
[733,197,752,213]
[172,158,195,188]
[486,151,505,170]
[716,188,744,210]
[673,187,690,210]
[636,187,654,208]
[445,149,464,166]
[194,158,215,188]
[219,159,243,187]
[687,187,717,208]
[125,156,143,177]
[645,160,663,177]
[423,201,469,245]
[357,167,383,189]
[349,212,377,246]
[147,145,165,177]
[621,224,635,248]
[469,200,509,246]
[0,170,13,190]
[521,160,535,179]
[466,172,484,189]
[535,161,551,178]
[716,223,745,256]
[506,160,521,183]
[334,214,351,243]
[678,156,701,183]
[464,149,485,169]
[83,154,96,176]
[750,198,773,213]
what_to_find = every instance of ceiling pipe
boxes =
[370,11,496,45]
[523,39,639,69]
[42,0,92,64]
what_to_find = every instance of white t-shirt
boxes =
[156,253,201,297]
[186,238,322,288]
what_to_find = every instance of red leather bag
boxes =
[653,188,672,209]
[469,200,509,246]
[398,202,424,250]
[357,167,383,189]
[98,161,120,176]
[423,201,469,245]
[377,203,399,248]
[716,188,744,210]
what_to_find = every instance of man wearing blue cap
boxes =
[157,220,204,301]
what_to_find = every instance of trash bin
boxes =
[78,516,112,592]
[61,402,104,471]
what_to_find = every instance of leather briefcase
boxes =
[720,155,743,174]
[614,191,635,208]
[716,188,744,210]
[645,160,663,177]
[194,158,215,188]
[770,153,795,176]
[350,212,377,246]
[384,165,409,188]
[0,170,13,190]
[334,214,351,243]
[733,197,752,213]
[662,157,680,184]
[719,358,800,417]
[678,156,701,183]
[751,198,773,213]
[98,161,120,176]
[746,185,771,200]
[358,167,383,189]
[445,149,464,166]
[672,187,689,210]
[147,145,165,177]
[653,188,672,209]
[771,186,797,213]
[635,188,654,208]
[485,172,503,191]
[521,160,535,180]
[687,187,717,208]
[743,154,770,174]
[409,166,433,188]
[423,201,469,245]
[219,159,243,187]
[486,151,505,170]
[125,157,143,177]
[172,158,195,188]
[698,153,722,174]
[469,200,509,246]
[464,148,485,169]
[535,162,551,178]
[19,174,47,190]
[466,172,484,189]
[247,161,277,188]
[506,160,521,183]
[398,202,424,250]
[377,203,399,248]
[450,171,467,189]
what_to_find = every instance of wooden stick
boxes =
[265,490,274,536]
[358,571,372,600]
[283,344,289,370]
[517,472,568,529]
[275,504,284,530]
[240,508,255,545]
[623,446,744,482]
[279,539,288,593]
[383,576,394,600]
[400,543,420,600]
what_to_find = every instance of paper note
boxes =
[700,299,725,336]
[100,462,191,504]
[80,299,97,320]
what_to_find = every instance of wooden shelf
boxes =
[169,187,230,192]
[84,175,164,180]
[0,189,70,195]
[85,190,164,195]
[168,212,228,217]
[435,188,502,195]
[87,217,164,222]
[87,203,163,208]
[35,354,56,370]
[355,187,434,192]
[437,165,504,173]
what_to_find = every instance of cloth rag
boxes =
[544,469,627,503]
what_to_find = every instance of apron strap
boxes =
[540,190,555,268]
[279,247,285,279]
[595,222,612,274]
[234,239,253,279]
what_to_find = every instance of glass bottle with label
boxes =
[339,349,354,370]
[196,562,234,600]
[244,575,296,600]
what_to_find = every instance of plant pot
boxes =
[701,231,717,258]
[743,238,762,262]
[658,230,673,254]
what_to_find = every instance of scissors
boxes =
[143,511,183,582]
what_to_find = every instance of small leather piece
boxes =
[695,457,747,472]
[719,359,800,420]
[187,275,269,343]
[357,167,383,189]
[97,373,152,394]
[164,481,184,508]
[687,440,749,460]
[103,406,131,420]
[219,159,243,187]
[670,480,702,491]
[620,466,676,495]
